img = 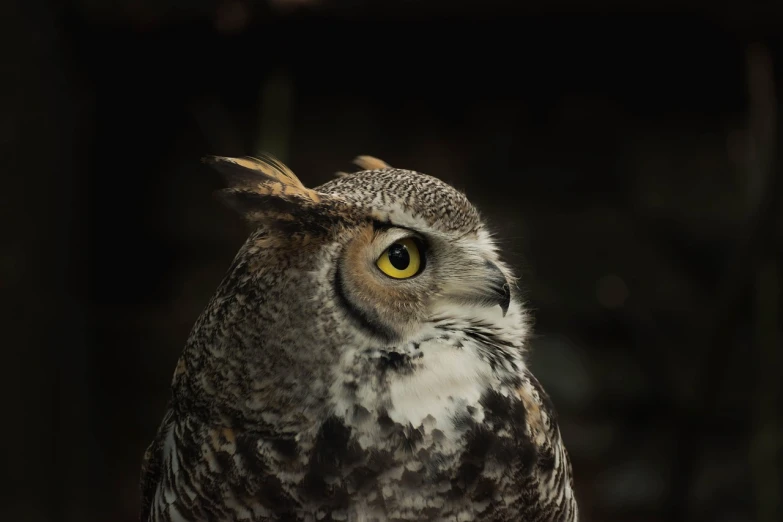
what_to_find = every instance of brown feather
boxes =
[352,155,391,171]
[203,154,321,203]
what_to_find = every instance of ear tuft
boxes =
[203,154,321,203]
[214,188,297,222]
[352,155,391,171]
[205,153,354,234]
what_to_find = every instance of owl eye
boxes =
[376,237,423,279]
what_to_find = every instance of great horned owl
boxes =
[140,154,578,522]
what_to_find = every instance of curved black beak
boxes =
[497,282,511,317]
[441,260,512,317]
[485,261,511,317]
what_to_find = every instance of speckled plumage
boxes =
[140,155,578,522]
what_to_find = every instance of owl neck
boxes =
[170,250,341,429]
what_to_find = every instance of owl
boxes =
[140,154,579,522]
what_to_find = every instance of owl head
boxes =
[205,154,520,347]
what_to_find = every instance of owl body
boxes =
[141,157,578,522]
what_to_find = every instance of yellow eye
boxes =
[376,238,422,279]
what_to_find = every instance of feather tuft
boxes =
[352,155,391,171]
[203,154,321,203]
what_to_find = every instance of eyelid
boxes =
[375,227,422,246]
[370,227,426,262]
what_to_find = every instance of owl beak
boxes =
[485,261,511,317]
[498,283,511,317]
[441,260,512,317]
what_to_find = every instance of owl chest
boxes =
[332,339,502,456]
[293,341,527,520]
[159,344,537,521]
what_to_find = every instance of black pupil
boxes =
[387,243,410,271]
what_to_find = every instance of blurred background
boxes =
[2,1,782,522]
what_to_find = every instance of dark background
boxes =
[2,1,782,522]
